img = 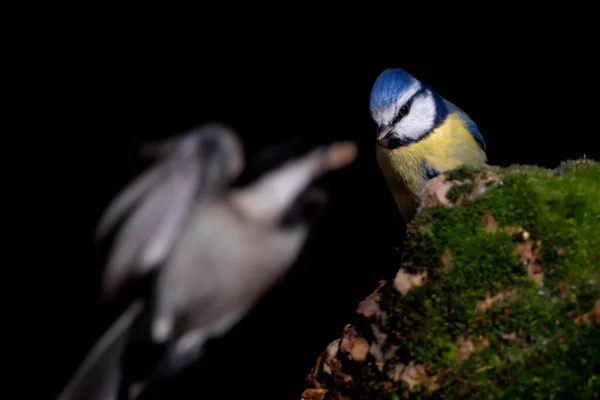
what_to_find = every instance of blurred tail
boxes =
[57,300,144,400]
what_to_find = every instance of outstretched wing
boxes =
[96,124,244,300]
[444,99,486,151]
[56,300,144,400]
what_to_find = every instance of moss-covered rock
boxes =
[302,159,600,400]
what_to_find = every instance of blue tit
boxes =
[369,68,487,222]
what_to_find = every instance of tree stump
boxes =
[302,159,600,399]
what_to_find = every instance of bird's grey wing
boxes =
[99,125,244,300]
[443,98,486,151]
[94,126,235,242]
[56,300,144,400]
[95,161,168,242]
[101,153,206,299]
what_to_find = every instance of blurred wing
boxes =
[56,300,144,400]
[101,153,206,299]
[444,99,486,151]
[94,162,167,242]
[97,124,244,300]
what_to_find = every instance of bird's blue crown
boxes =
[369,68,417,113]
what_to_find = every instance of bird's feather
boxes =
[376,112,487,221]
[94,162,168,242]
[443,99,486,151]
[56,300,144,400]
[101,154,205,299]
[98,127,243,300]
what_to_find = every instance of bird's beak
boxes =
[377,126,392,142]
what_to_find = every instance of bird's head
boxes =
[369,68,447,150]
[229,140,358,229]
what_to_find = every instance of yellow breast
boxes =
[376,112,487,215]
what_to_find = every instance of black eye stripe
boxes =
[392,98,413,125]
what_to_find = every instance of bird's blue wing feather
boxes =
[443,99,486,151]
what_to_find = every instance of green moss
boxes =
[373,159,600,398]
[445,181,476,203]
[444,164,487,182]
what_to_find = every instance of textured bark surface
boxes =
[301,159,600,399]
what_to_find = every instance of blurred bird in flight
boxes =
[57,122,358,400]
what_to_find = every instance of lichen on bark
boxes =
[302,158,600,400]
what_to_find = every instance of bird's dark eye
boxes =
[400,104,410,116]
[392,101,412,125]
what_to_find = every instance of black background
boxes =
[37,28,599,399]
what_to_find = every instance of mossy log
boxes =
[302,159,600,400]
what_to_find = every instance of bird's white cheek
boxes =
[395,101,436,142]
[395,116,424,142]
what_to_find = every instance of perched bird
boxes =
[57,122,358,400]
[370,68,487,222]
